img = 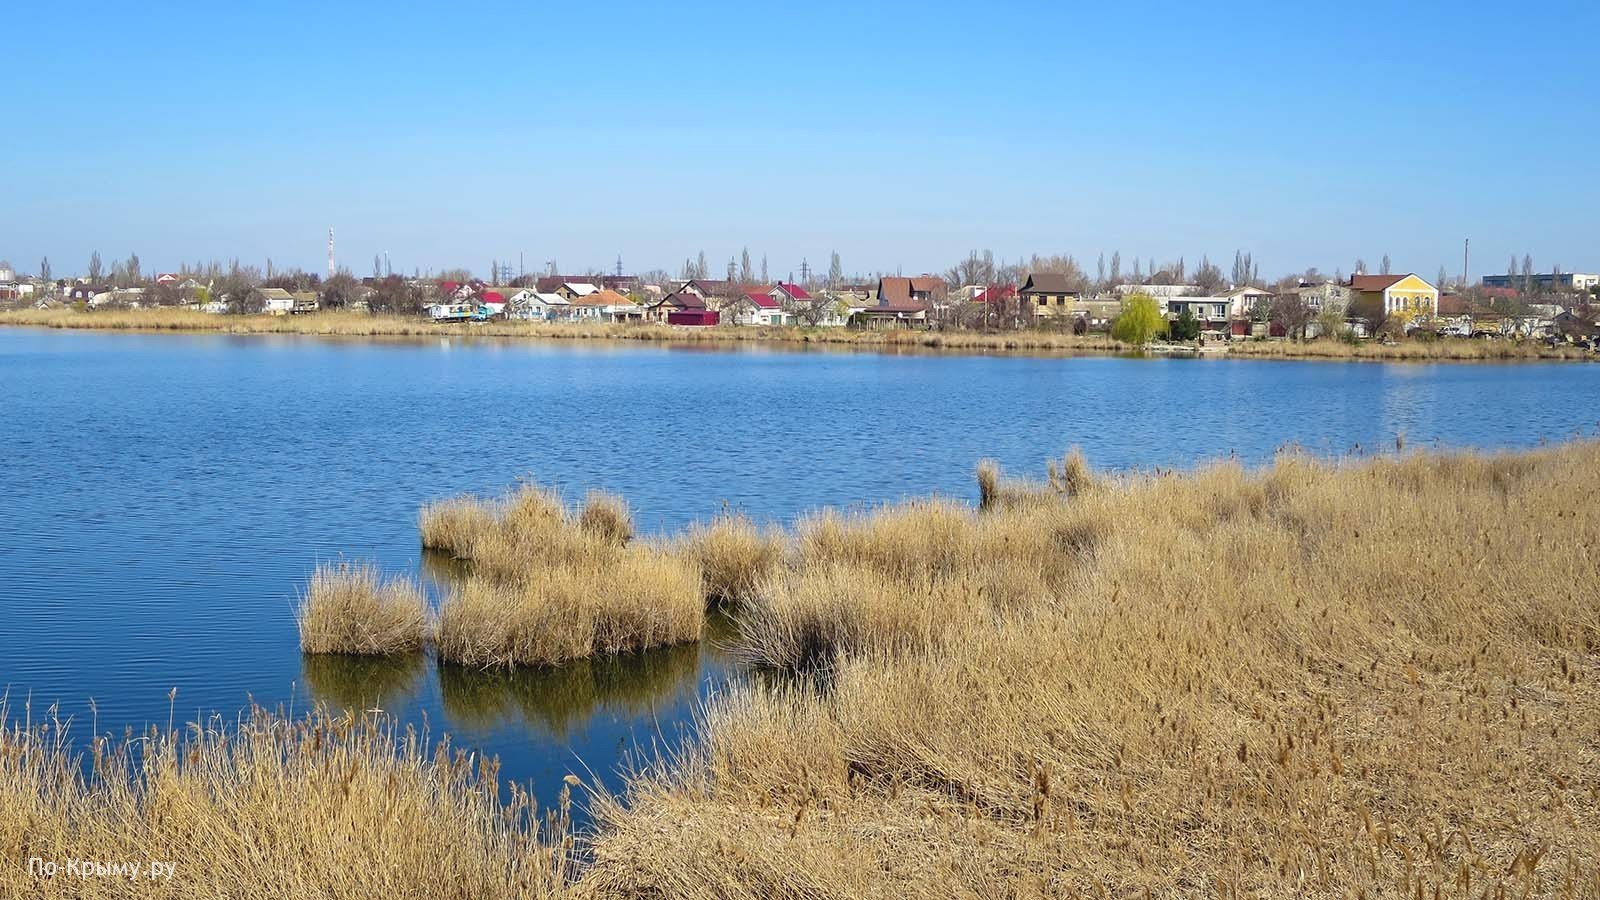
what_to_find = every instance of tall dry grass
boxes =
[584,442,1600,899]
[1228,335,1593,361]
[418,483,704,668]
[676,515,786,607]
[296,561,429,655]
[0,700,569,899]
[436,549,704,669]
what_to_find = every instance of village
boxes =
[2,256,1598,349]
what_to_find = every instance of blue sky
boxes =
[4,0,1597,282]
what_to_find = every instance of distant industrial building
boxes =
[1481,272,1600,291]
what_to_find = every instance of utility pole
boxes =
[797,258,810,285]
[327,227,335,280]
[615,254,623,278]
[1462,238,1470,290]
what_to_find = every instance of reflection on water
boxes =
[439,642,705,738]
[300,653,425,714]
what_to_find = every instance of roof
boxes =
[253,287,294,300]
[742,291,780,308]
[1020,272,1076,294]
[875,276,940,310]
[655,291,707,310]
[572,289,636,308]
[531,292,568,305]
[775,282,811,300]
[1437,293,1470,316]
[480,292,504,303]
[1347,274,1407,292]
[562,282,600,296]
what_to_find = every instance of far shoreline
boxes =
[1,308,1593,364]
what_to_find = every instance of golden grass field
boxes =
[7,442,1599,897]
[8,306,1589,361]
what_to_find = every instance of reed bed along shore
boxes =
[0,307,1125,354]
[1227,335,1594,361]
[0,701,569,899]
[585,442,1600,898]
[23,306,1588,362]
[12,443,1600,896]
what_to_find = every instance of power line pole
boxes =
[797,258,810,285]
[1462,238,1470,290]
[327,227,335,280]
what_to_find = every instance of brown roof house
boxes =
[858,276,942,327]
[1018,272,1081,321]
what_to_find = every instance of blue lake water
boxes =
[2,327,1597,808]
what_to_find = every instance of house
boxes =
[724,290,787,327]
[554,282,600,301]
[1435,293,1474,336]
[1165,297,1234,337]
[477,290,508,317]
[1223,286,1275,319]
[0,266,21,301]
[860,276,939,327]
[154,273,181,286]
[568,289,642,322]
[645,290,708,322]
[508,292,570,320]
[1347,273,1438,327]
[770,282,811,305]
[252,287,317,314]
[69,284,112,305]
[1294,280,1349,314]
[1018,273,1080,321]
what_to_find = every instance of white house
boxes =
[509,292,569,320]
[1223,286,1275,318]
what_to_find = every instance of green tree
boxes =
[1111,293,1165,345]
[1169,306,1200,341]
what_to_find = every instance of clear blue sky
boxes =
[5,0,1597,282]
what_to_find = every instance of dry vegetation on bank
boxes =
[17,306,1587,362]
[0,702,568,899]
[0,307,1124,354]
[586,442,1600,898]
[65,443,1600,897]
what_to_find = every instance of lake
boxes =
[2,328,1597,809]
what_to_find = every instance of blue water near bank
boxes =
[2,327,1597,805]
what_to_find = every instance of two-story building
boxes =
[1347,273,1439,326]
[1018,272,1081,321]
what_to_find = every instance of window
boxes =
[1037,298,1047,307]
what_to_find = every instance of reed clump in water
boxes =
[0,700,570,899]
[583,441,1600,899]
[418,483,704,667]
[436,548,704,669]
[675,514,786,607]
[296,561,429,656]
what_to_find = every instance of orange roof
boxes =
[570,288,633,307]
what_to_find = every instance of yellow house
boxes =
[1347,273,1438,327]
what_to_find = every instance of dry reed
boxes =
[296,561,429,656]
[585,442,1600,898]
[0,700,569,899]
[676,515,786,607]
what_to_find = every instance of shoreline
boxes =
[1,307,1594,362]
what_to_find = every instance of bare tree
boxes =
[828,251,841,288]
[740,248,753,284]
[1193,256,1224,293]
[1269,293,1313,339]
[1109,251,1121,285]
[88,251,103,282]
[40,257,51,282]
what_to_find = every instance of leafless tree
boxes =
[1380,253,1391,275]
[1270,293,1313,339]
[88,251,103,282]
[1193,256,1224,293]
